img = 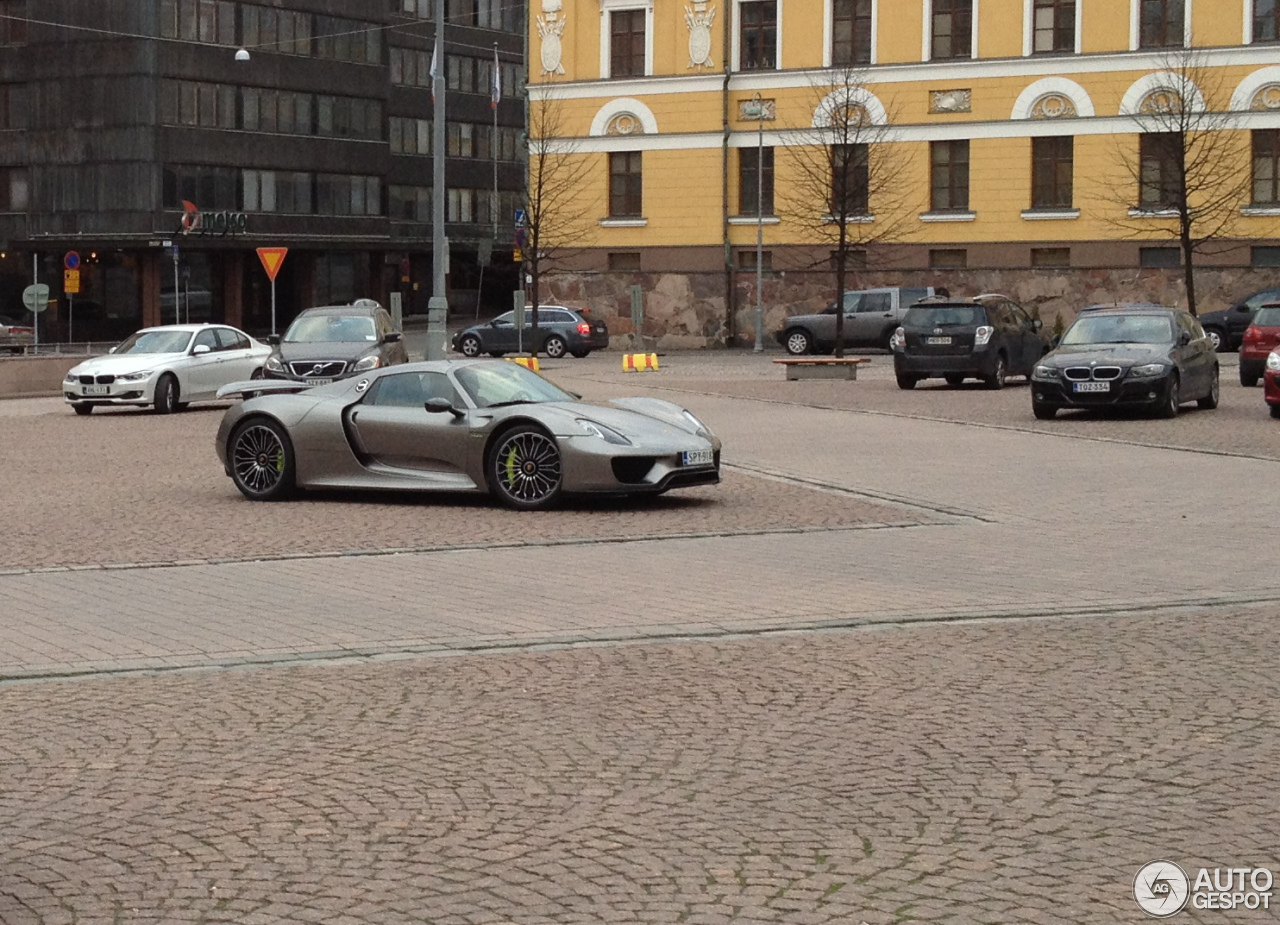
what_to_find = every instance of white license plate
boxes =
[306,378,333,386]
[682,448,714,467]
[83,385,110,396]
[926,336,952,345]
[1073,381,1110,393]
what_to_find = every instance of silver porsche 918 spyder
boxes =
[214,359,721,510]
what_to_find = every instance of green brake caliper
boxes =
[275,447,285,473]
[505,445,519,486]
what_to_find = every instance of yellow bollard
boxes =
[622,353,659,372]
[506,355,541,372]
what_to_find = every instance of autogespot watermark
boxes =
[1134,860,1274,917]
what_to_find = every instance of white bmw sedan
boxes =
[64,324,272,415]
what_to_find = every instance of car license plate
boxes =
[1073,381,1110,393]
[306,378,333,386]
[926,336,952,345]
[682,448,714,467]
[83,385,109,396]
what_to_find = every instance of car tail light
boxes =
[1245,326,1260,342]
[974,325,995,346]
[576,322,591,334]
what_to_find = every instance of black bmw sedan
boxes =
[1030,307,1219,419]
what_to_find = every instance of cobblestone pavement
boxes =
[2,352,1278,923]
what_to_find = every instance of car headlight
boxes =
[974,325,995,347]
[64,372,77,383]
[1268,351,1280,371]
[577,418,632,445]
[681,409,711,435]
[117,370,154,382]
[1129,363,1169,378]
[265,355,285,372]
[352,355,382,372]
[1031,365,1058,381]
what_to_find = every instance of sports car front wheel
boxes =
[229,417,296,501]
[488,425,563,511]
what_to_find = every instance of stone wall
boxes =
[542,267,1278,348]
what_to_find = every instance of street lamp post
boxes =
[426,0,449,359]
[754,93,764,353]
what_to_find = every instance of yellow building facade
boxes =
[529,0,1280,343]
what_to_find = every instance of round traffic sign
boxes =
[64,251,80,271]
[22,284,50,313]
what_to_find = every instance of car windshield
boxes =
[284,314,377,343]
[113,330,193,354]
[454,362,574,409]
[903,306,984,327]
[1251,306,1280,326]
[1061,315,1174,346]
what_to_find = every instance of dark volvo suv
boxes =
[262,300,409,384]
[892,294,1047,390]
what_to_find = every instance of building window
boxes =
[390,117,432,155]
[389,185,431,221]
[610,9,646,77]
[609,151,643,217]
[1031,136,1073,209]
[930,140,970,211]
[1139,0,1183,48]
[739,147,775,216]
[160,0,235,44]
[1139,132,1180,209]
[931,0,972,59]
[738,250,772,271]
[1139,246,1180,268]
[241,6,315,56]
[0,84,25,129]
[929,248,967,268]
[1252,246,1280,267]
[609,252,642,271]
[1256,0,1280,42]
[830,143,870,216]
[1031,247,1071,267]
[317,174,380,216]
[0,1,26,45]
[1033,0,1075,53]
[832,0,872,66]
[401,0,433,18]
[0,167,28,210]
[739,1,777,70]
[1253,130,1280,205]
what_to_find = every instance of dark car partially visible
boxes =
[452,305,609,359]
[891,294,1047,390]
[262,300,408,384]
[0,314,34,354]
[1030,307,1219,419]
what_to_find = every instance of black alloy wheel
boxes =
[543,334,568,359]
[1198,366,1220,410]
[784,329,813,356]
[1241,368,1260,388]
[1204,327,1226,352]
[896,373,918,390]
[945,374,965,386]
[154,374,179,414]
[1271,404,1280,419]
[1032,402,1057,420]
[488,425,564,511]
[1157,374,1181,419]
[72,403,93,416]
[459,334,482,358]
[250,366,264,380]
[570,349,590,359]
[229,417,296,501]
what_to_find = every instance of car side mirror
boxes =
[1033,318,1043,330]
[383,331,403,344]
[193,344,212,355]
[425,397,465,419]
[108,346,117,354]
[267,334,281,346]
[1178,331,1192,346]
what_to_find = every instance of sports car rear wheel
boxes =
[229,417,296,501]
[488,425,563,511]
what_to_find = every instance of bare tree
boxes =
[1099,47,1251,316]
[779,64,914,357]
[521,87,598,353]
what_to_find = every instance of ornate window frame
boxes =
[1119,70,1206,116]
[599,0,654,80]
[589,97,660,136]
[732,0,783,70]
[1010,77,1095,120]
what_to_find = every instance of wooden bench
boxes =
[773,357,871,381]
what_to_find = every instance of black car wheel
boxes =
[1240,366,1260,388]
[1032,402,1057,420]
[459,334,482,358]
[1204,327,1226,352]
[153,374,179,414]
[229,417,296,501]
[896,373,918,390]
[784,329,813,355]
[570,349,589,359]
[488,351,506,358]
[984,354,1008,390]
[544,334,568,359]
[488,425,563,511]
[945,374,965,386]
[1157,374,1181,419]
[72,403,94,416]
[1198,366,1220,410]
[1271,404,1280,419]
[250,366,264,380]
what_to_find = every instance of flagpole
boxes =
[492,42,499,244]
[426,0,448,359]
